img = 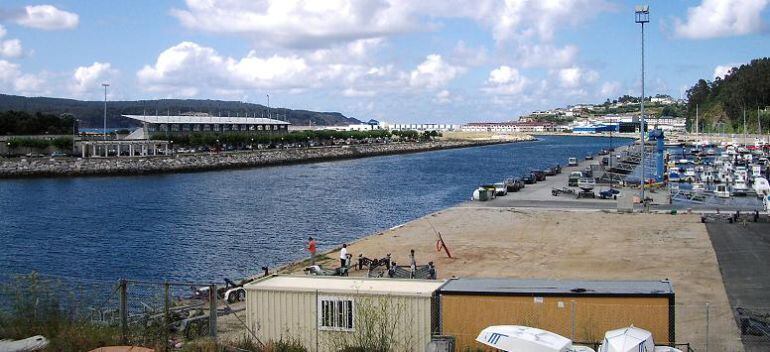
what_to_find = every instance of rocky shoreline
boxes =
[0,137,533,179]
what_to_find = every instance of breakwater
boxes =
[0,138,531,178]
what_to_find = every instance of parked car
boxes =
[522,175,535,184]
[568,171,582,187]
[50,151,67,157]
[531,170,546,182]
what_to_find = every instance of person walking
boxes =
[307,237,317,265]
[339,244,348,268]
[409,249,417,278]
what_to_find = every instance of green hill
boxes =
[0,94,361,128]
[685,58,770,133]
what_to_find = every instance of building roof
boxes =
[438,278,673,297]
[123,115,291,125]
[244,275,445,297]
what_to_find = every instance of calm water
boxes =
[0,136,630,283]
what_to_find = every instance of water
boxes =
[0,135,630,283]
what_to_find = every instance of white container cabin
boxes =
[244,275,445,352]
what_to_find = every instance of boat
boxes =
[598,326,683,352]
[715,184,730,198]
[568,157,578,167]
[0,336,49,352]
[733,179,749,196]
[577,178,596,191]
[494,182,508,196]
[477,325,595,352]
[753,177,770,197]
[692,182,705,192]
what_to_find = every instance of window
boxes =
[318,297,354,331]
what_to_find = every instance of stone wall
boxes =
[0,138,534,179]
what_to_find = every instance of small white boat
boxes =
[715,184,731,198]
[598,326,683,352]
[733,180,749,196]
[577,178,596,191]
[753,177,770,197]
[0,335,49,352]
[692,182,705,192]
[477,325,595,352]
[494,182,508,196]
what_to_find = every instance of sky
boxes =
[0,0,768,123]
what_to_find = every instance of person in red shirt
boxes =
[307,237,317,265]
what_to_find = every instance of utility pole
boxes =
[695,104,699,135]
[635,5,650,203]
[102,83,110,141]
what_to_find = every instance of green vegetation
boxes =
[0,110,77,135]
[0,273,122,351]
[7,137,73,150]
[686,57,770,133]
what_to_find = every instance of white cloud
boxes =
[15,5,79,30]
[674,0,769,39]
[0,60,48,96]
[516,44,578,69]
[343,87,375,97]
[408,54,463,89]
[713,64,737,79]
[557,66,599,89]
[171,0,416,48]
[0,39,22,58]
[483,65,529,95]
[434,89,451,104]
[71,62,116,94]
[600,81,621,98]
[0,25,6,39]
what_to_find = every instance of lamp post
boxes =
[6,142,10,158]
[102,83,110,141]
[635,5,649,204]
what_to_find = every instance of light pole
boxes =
[102,83,110,141]
[266,94,271,119]
[635,5,649,203]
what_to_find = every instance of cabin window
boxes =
[318,297,354,331]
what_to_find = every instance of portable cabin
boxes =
[436,278,674,350]
[244,276,444,352]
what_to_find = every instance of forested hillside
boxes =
[686,58,770,133]
[0,94,361,128]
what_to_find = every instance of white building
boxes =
[461,122,557,133]
[381,122,459,132]
[245,276,444,352]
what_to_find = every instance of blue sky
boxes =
[0,0,768,123]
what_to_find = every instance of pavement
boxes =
[706,223,770,352]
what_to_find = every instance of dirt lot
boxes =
[306,207,741,351]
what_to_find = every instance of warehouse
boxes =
[244,276,444,352]
[123,114,290,136]
[436,278,675,350]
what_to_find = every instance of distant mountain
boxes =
[0,94,361,128]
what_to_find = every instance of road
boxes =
[706,223,770,352]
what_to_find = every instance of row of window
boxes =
[147,124,286,133]
[319,297,354,331]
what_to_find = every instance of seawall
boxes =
[0,137,533,179]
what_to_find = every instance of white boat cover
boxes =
[477,325,571,352]
[652,347,683,352]
[599,326,655,352]
[0,335,49,352]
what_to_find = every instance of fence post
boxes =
[705,302,710,352]
[209,284,217,340]
[119,279,128,345]
[164,282,170,352]
[570,301,576,340]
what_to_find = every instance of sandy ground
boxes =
[305,208,742,351]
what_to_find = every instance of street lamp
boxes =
[6,142,10,158]
[635,4,649,203]
[102,83,110,141]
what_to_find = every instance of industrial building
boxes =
[461,121,558,133]
[436,278,675,350]
[244,276,444,352]
[123,114,290,138]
